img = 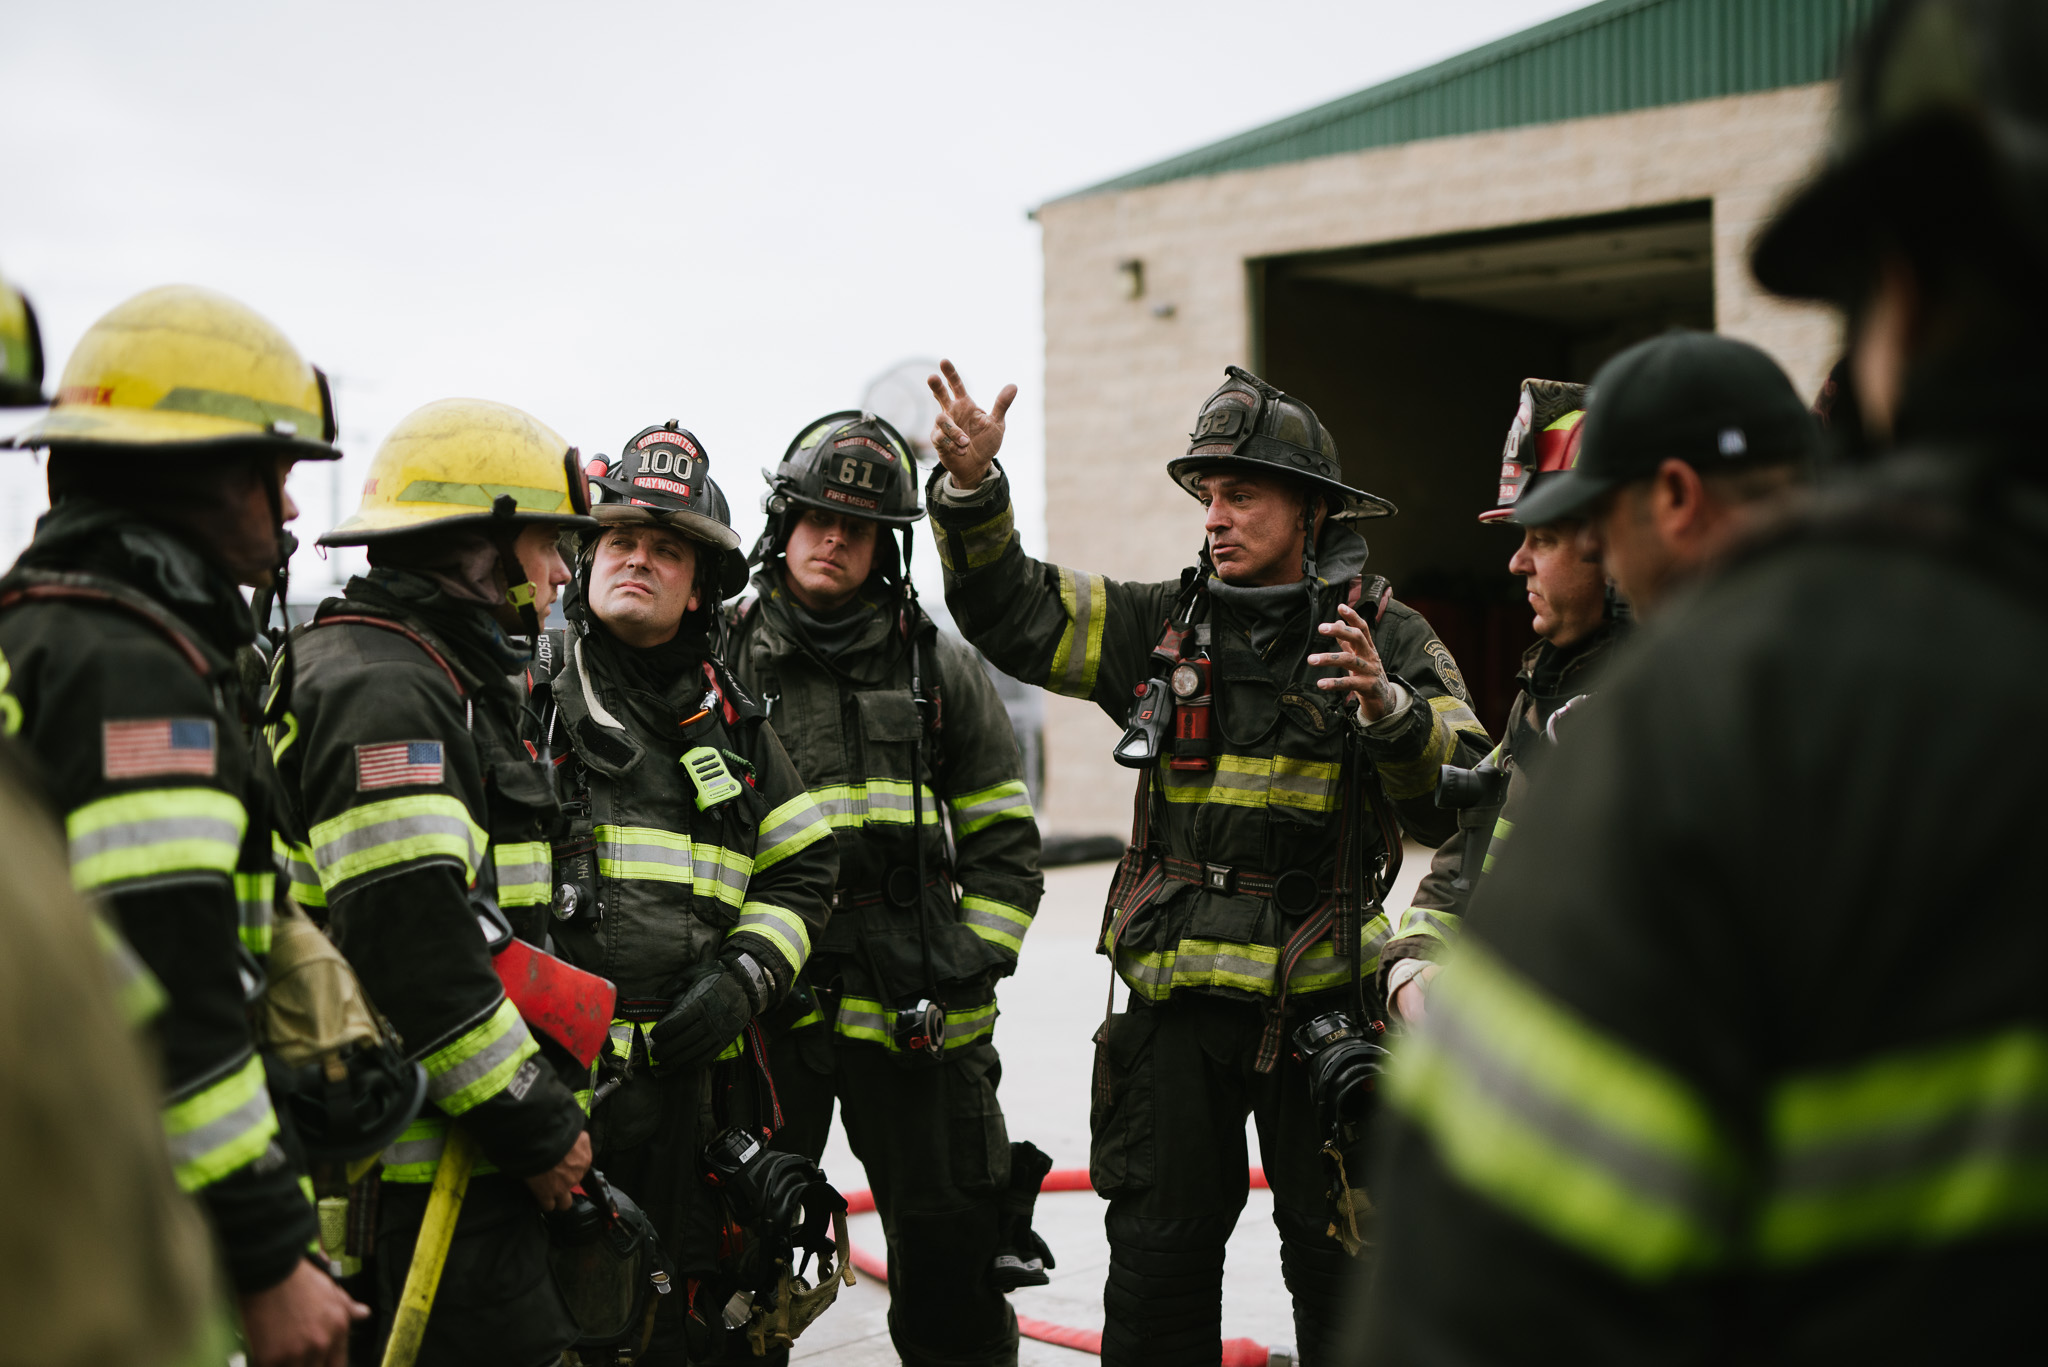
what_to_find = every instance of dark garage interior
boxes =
[1253,201,1714,734]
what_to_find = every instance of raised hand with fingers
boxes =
[1311,601,1400,721]
[925,358,1015,492]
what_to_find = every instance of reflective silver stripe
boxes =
[311,810,483,873]
[1058,570,1099,695]
[70,812,242,865]
[1267,769,1337,807]
[493,844,548,888]
[383,1133,445,1168]
[693,846,752,904]
[165,1077,274,1174]
[757,803,820,853]
[425,1014,535,1105]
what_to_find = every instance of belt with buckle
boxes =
[1163,857,1323,916]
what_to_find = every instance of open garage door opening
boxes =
[1252,201,1713,733]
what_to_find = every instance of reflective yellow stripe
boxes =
[1391,903,1462,949]
[420,997,537,1116]
[834,995,998,1053]
[309,793,486,892]
[595,823,692,883]
[1105,914,1388,1001]
[1385,940,1735,1279]
[378,1113,501,1183]
[730,903,810,976]
[1482,816,1513,875]
[960,894,1033,955]
[492,840,550,908]
[805,780,941,830]
[935,501,1016,574]
[950,779,1035,836]
[273,831,325,908]
[1158,753,1338,812]
[164,1054,278,1192]
[1048,567,1107,699]
[1269,756,1341,813]
[1377,695,1491,801]
[235,870,275,954]
[754,791,831,869]
[65,787,246,892]
[1759,1028,2048,1266]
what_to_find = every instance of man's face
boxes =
[1507,520,1607,646]
[222,455,301,588]
[511,523,572,626]
[784,509,878,610]
[587,523,700,645]
[1584,481,1682,617]
[1198,470,1315,586]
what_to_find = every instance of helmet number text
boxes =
[837,457,879,491]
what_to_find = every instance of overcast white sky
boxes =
[1,0,1585,602]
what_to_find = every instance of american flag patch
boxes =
[356,741,445,790]
[103,718,217,779]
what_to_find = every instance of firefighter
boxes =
[923,361,1491,1365]
[266,398,598,1364]
[523,423,838,1363]
[725,411,1046,1367]
[1380,380,1630,1024]
[1366,1,2048,1359]
[0,266,48,407]
[0,284,364,1366]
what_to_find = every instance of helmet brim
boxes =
[1166,454,1395,520]
[592,501,744,551]
[776,486,926,526]
[6,402,341,458]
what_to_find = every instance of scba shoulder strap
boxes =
[0,569,230,681]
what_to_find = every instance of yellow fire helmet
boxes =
[4,284,338,458]
[0,268,49,408]
[321,397,596,546]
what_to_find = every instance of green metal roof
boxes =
[1053,0,1882,204]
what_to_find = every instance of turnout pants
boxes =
[1090,992,1370,1367]
[373,1173,578,1367]
[769,1024,1020,1367]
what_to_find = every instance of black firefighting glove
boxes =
[649,950,773,1073]
[991,1140,1057,1292]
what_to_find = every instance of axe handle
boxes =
[379,1124,478,1367]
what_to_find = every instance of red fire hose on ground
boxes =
[839,1167,1284,1366]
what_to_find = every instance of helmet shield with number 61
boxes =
[761,411,924,528]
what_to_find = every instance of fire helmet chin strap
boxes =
[490,494,544,643]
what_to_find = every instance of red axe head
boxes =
[475,903,616,1068]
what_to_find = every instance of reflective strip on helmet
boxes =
[960,894,1033,955]
[1104,914,1387,1002]
[754,791,831,870]
[492,840,550,909]
[309,794,486,893]
[235,870,275,954]
[1384,939,1735,1280]
[935,502,1016,574]
[1482,815,1514,875]
[92,913,166,1026]
[1757,1027,2048,1267]
[1376,696,1490,802]
[163,1053,279,1192]
[1391,903,1462,949]
[378,1114,502,1184]
[729,903,809,977]
[393,479,567,512]
[1047,567,1106,699]
[421,997,538,1116]
[65,788,246,893]
[155,385,323,436]
[273,831,325,908]
[833,994,998,1053]
[949,779,1035,836]
[806,780,942,830]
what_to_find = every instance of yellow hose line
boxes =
[378,1125,478,1367]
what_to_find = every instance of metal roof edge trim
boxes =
[1034,0,1848,212]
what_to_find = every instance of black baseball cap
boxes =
[1512,330,1820,525]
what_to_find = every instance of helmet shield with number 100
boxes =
[586,421,751,601]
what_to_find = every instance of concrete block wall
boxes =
[1031,83,1841,838]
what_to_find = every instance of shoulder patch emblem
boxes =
[356,741,445,790]
[104,718,216,779]
[1423,640,1472,703]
